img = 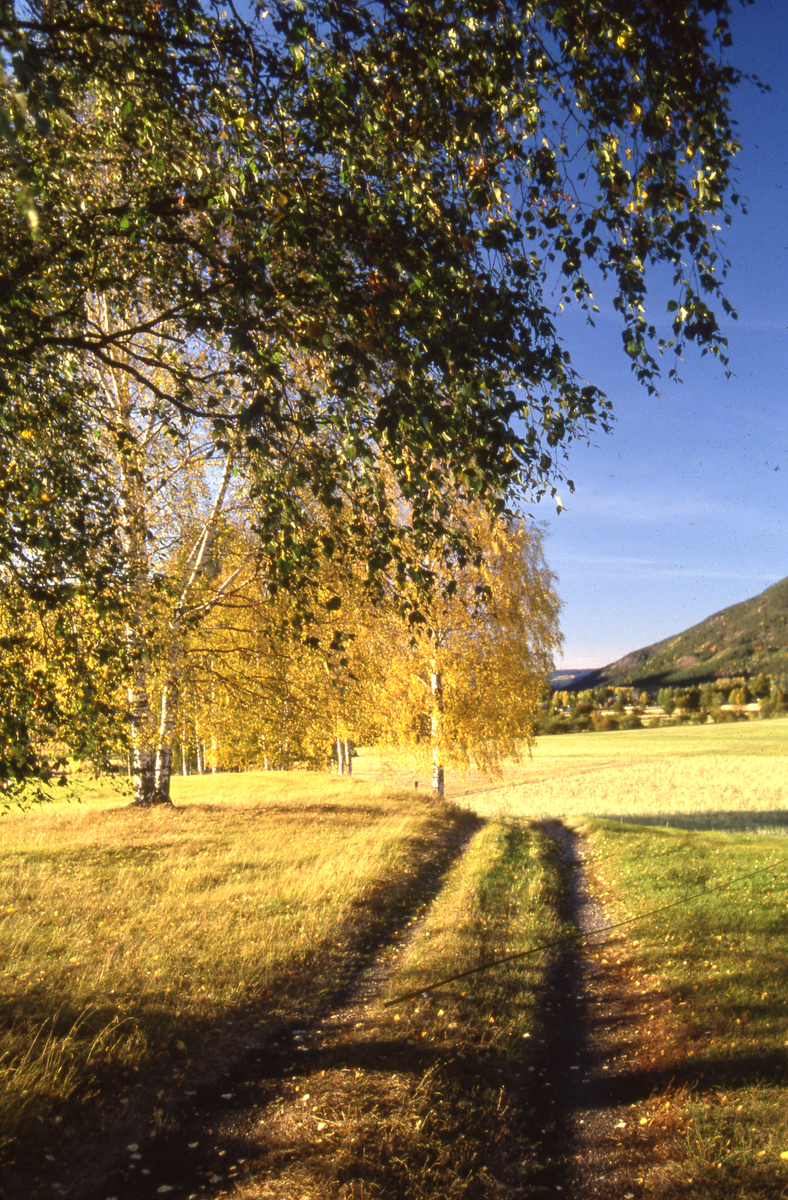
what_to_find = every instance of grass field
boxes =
[582,820,788,1197]
[2,718,787,1197]
[440,716,788,831]
[228,819,565,1199]
[0,774,471,1160]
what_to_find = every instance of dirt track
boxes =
[532,822,684,1198]
[13,820,686,1200]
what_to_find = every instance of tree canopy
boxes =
[0,0,751,791]
[2,0,748,572]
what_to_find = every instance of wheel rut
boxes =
[15,816,676,1200]
[531,821,675,1199]
[50,814,482,1200]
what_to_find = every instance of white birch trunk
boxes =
[344,739,353,776]
[89,300,246,806]
[209,668,218,773]
[90,299,164,806]
[145,454,237,800]
[181,708,189,776]
[337,736,346,775]
[431,664,445,797]
[127,635,159,805]
[195,718,204,775]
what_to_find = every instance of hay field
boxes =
[355,718,788,832]
[0,773,460,1154]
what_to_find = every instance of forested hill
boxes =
[575,575,788,691]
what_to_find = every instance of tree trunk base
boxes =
[128,791,174,808]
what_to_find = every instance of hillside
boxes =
[549,668,598,690]
[576,575,788,690]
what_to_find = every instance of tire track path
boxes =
[531,821,675,1199]
[20,816,676,1200]
[61,815,482,1200]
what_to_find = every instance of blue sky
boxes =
[532,0,788,669]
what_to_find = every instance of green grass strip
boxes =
[587,820,788,1198]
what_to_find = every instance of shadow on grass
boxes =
[608,1047,788,1101]
[73,1007,566,1200]
[8,810,785,1200]
[596,808,788,833]
[527,820,788,1198]
[68,991,788,1200]
[161,798,446,824]
[2,807,483,1200]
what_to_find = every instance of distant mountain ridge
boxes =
[566,575,788,691]
[549,668,597,689]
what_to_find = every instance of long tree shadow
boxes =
[28,815,785,1200]
[520,821,601,1195]
[67,996,788,1200]
[596,808,788,833]
[5,807,483,1200]
[519,821,788,1198]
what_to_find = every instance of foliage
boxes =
[173,544,390,775]
[373,508,562,788]
[540,675,788,737]
[0,0,750,572]
[0,587,127,802]
[0,0,753,787]
[751,672,771,700]
[175,504,560,789]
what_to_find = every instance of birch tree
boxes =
[85,302,252,805]
[3,0,747,581]
[377,509,562,794]
[175,532,390,776]
[0,0,752,791]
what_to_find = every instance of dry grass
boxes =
[356,718,788,831]
[0,773,456,1159]
[226,818,564,1200]
[385,817,559,1008]
[4,720,788,1196]
[474,754,788,830]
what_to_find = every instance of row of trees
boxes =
[166,504,561,792]
[555,674,779,713]
[1,464,562,799]
[656,676,780,713]
[1,0,750,803]
[545,675,788,735]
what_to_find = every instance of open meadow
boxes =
[410,715,788,830]
[1,719,787,1198]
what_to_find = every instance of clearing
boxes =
[1,719,787,1198]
